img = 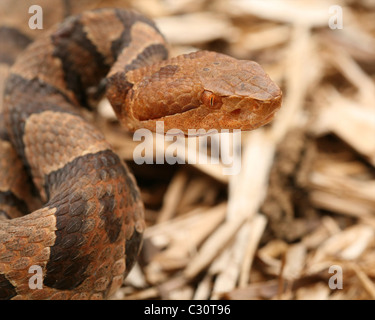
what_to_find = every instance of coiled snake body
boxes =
[0,8,281,299]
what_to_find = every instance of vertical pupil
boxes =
[210,96,214,106]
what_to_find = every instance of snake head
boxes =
[107,51,282,134]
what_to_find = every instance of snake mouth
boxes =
[137,105,197,121]
[250,110,278,129]
[262,112,276,125]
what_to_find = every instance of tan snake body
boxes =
[0,8,281,299]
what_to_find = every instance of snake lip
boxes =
[251,110,277,129]
[137,105,199,123]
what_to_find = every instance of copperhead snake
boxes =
[0,8,282,299]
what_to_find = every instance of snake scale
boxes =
[0,8,282,299]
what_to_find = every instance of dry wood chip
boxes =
[309,224,374,264]
[223,0,338,26]
[296,282,330,300]
[155,12,238,45]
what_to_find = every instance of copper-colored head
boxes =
[108,51,282,134]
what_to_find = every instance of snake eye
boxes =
[202,90,222,109]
